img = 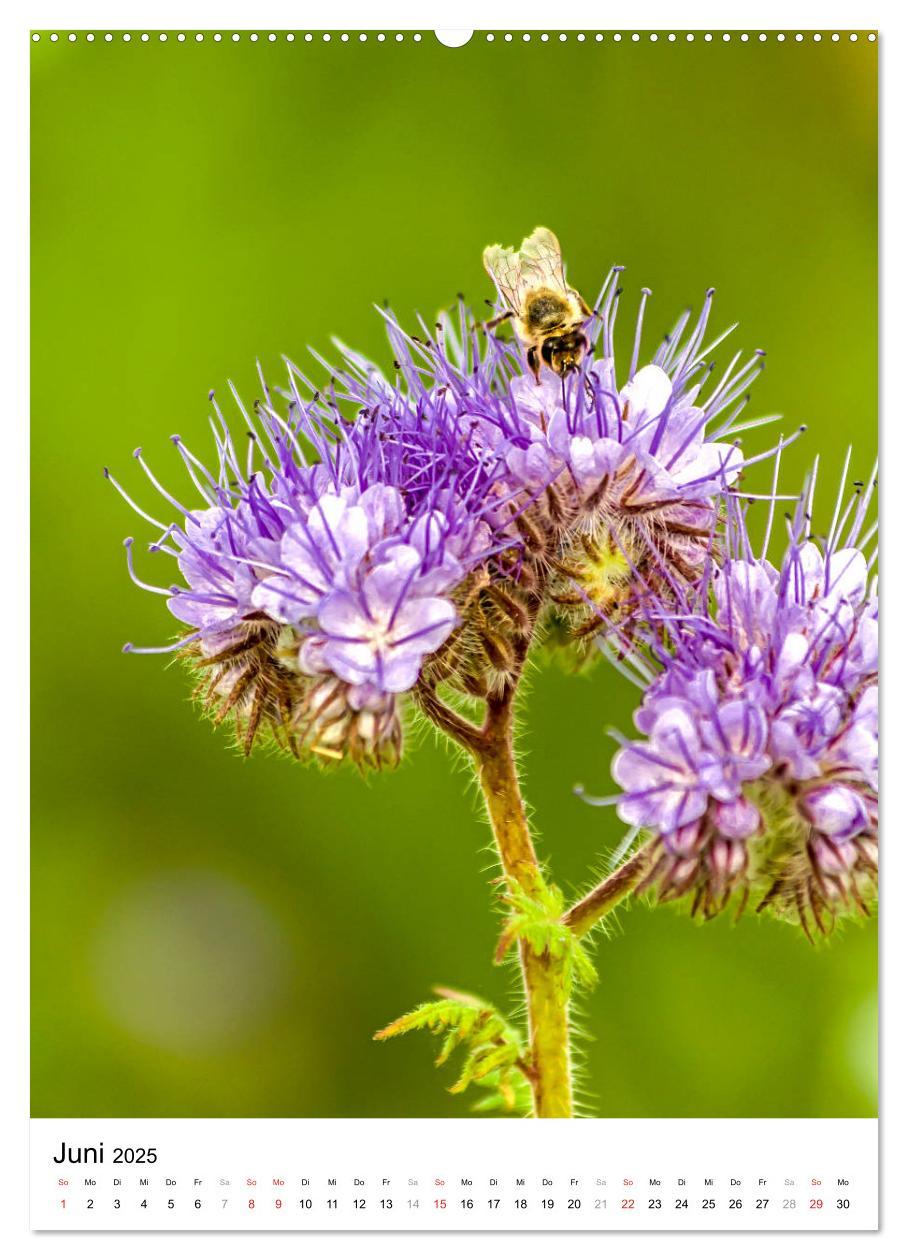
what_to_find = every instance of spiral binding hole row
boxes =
[31,31,877,45]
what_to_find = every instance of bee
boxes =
[483,226,592,382]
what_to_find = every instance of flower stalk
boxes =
[562,843,657,937]
[468,695,566,1118]
[473,690,572,1119]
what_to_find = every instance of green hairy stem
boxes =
[562,844,656,938]
[473,692,573,1119]
[410,654,652,1118]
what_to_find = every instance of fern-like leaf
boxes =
[495,881,599,998]
[374,986,533,1114]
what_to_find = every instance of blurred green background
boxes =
[31,31,877,1118]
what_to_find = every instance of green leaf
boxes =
[495,880,599,998]
[375,986,532,1115]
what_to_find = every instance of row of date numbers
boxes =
[59,1196,852,1212]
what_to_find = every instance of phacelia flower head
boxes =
[109,234,777,766]
[606,458,878,935]
[321,263,784,654]
[109,363,506,767]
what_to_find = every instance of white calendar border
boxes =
[6,0,896,35]
[5,0,906,1254]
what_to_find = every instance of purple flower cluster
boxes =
[109,364,505,763]
[110,260,776,764]
[327,279,781,645]
[609,470,878,930]
[232,483,468,694]
[407,277,768,520]
[498,289,750,508]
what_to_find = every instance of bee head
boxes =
[541,330,589,378]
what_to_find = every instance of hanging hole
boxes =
[434,30,473,48]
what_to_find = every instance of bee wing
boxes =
[518,226,568,294]
[483,244,524,314]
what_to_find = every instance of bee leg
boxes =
[482,310,515,333]
[526,346,541,383]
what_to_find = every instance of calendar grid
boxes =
[30,1118,878,1232]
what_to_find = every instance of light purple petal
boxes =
[802,784,870,842]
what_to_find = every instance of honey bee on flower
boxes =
[483,226,592,380]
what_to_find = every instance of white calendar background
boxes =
[29,1117,877,1231]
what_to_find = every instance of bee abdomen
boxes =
[526,292,570,331]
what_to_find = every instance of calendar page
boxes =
[29,17,879,1237]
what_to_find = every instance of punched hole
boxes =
[434,29,473,47]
